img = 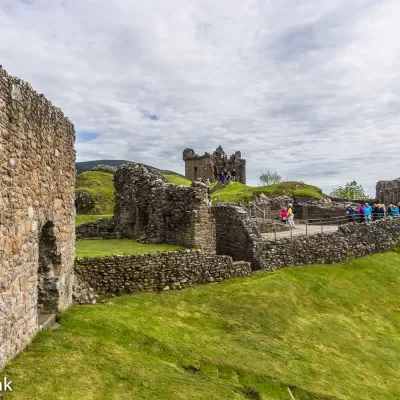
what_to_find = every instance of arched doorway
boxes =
[37,221,61,324]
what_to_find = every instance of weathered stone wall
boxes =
[90,164,117,174]
[113,164,216,252]
[254,218,288,233]
[213,205,260,267]
[255,217,400,271]
[74,250,251,295]
[0,67,75,369]
[75,218,115,240]
[183,146,246,184]
[376,178,400,205]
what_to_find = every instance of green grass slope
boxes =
[4,252,400,399]
[164,173,192,186]
[211,181,324,204]
[76,171,115,215]
[76,239,185,258]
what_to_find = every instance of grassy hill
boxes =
[76,171,115,215]
[4,251,400,399]
[211,181,324,204]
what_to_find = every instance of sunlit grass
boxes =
[4,251,400,399]
[75,239,186,258]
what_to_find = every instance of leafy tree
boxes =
[330,180,368,200]
[259,170,282,186]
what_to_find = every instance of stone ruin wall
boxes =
[376,178,400,205]
[213,204,260,267]
[74,250,251,298]
[183,146,246,184]
[0,67,75,369]
[82,164,216,252]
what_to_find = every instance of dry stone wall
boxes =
[0,67,75,369]
[74,250,251,296]
[75,218,115,240]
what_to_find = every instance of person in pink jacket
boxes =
[280,207,288,224]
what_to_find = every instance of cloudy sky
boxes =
[1,0,400,195]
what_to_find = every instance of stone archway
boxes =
[37,221,61,324]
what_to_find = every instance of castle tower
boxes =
[183,147,246,184]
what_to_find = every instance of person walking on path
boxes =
[364,203,372,223]
[391,204,399,216]
[205,178,210,188]
[287,203,295,228]
[280,207,288,224]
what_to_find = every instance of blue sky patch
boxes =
[77,131,100,142]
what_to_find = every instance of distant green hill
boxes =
[76,159,185,177]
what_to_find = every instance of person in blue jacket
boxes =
[363,203,372,223]
[391,204,399,216]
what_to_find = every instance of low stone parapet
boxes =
[75,218,115,239]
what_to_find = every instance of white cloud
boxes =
[1,0,399,196]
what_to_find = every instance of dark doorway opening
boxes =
[37,221,61,326]
[194,166,198,180]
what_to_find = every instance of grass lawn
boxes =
[75,239,186,258]
[4,251,400,399]
[211,181,324,204]
[75,214,113,226]
[164,173,192,186]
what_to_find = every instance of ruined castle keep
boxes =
[183,146,246,184]
[0,68,75,369]
[376,178,400,205]
[78,163,217,252]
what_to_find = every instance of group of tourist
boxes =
[278,202,400,228]
[218,169,237,184]
[346,202,400,223]
[279,204,296,228]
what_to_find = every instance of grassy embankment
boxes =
[75,239,185,258]
[4,251,400,399]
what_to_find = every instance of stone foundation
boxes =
[0,67,75,369]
